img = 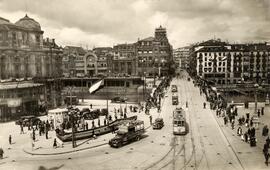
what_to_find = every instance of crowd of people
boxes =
[192,76,270,166]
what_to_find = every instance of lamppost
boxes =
[254,83,259,115]
[67,86,75,107]
[139,59,146,101]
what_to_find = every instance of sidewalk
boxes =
[208,103,270,168]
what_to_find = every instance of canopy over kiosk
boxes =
[48,108,68,129]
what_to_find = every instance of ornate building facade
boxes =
[0,15,62,121]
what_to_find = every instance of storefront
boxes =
[0,81,45,122]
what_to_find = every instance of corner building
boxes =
[0,15,62,121]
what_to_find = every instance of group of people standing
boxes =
[193,76,270,166]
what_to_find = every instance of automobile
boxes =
[109,120,145,148]
[152,118,164,129]
[111,97,128,103]
[15,115,41,127]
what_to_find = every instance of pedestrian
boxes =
[263,142,269,166]
[231,119,235,130]
[85,122,88,130]
[258,109,261,118]
[149,115,152,125]
[244,132,248,142]
[45,130,48,139]
[224,116,227,126]
[0,148,3,159]
[53,138,57,149]
[98,119,100,127]
[186,101,188,108]
[262,107,265,116]
[237,127,242,136]
[20,124,24,134]
[262,125,269,136]
[9,135,12,145]
[203,102,206,109]
[250,119,253,127]
[90,104,93,109]
[92,120,95,129]
[32,129,36,141]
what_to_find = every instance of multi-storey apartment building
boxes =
[194,39,270,85]
[0,15,63,121]
[173,46,190,69]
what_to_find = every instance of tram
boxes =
[173,107,187,135]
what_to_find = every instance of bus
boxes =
[173,107,187,135]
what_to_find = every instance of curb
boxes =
[23,125,152,156]
[23,142,107,156]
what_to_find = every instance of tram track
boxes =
[185,78,211,170]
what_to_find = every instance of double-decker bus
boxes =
[173,107,187,135]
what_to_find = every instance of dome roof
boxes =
[15,14,41,31]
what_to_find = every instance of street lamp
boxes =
[67,86,75,107]
[254,83,259,115]
[139,59,146,101]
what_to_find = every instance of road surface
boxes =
[0,71,266,170]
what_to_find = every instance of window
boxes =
[36,35,40,44]
[223,62,225,66]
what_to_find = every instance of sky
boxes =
[1,0,270,48]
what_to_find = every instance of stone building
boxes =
[111,43,137,76]
[193,39,270,85]
[136,26,174,77]
[93,47,113,76]
[0,15,62,121]
[173,46,190,69]
[62,46,86,77]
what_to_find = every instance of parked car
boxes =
[111,97,128,103]
[153,118,164,129]
[15,115,41,127]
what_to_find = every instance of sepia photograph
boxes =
[0,0,270,169]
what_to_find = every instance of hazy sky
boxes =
[1,0,270,48]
